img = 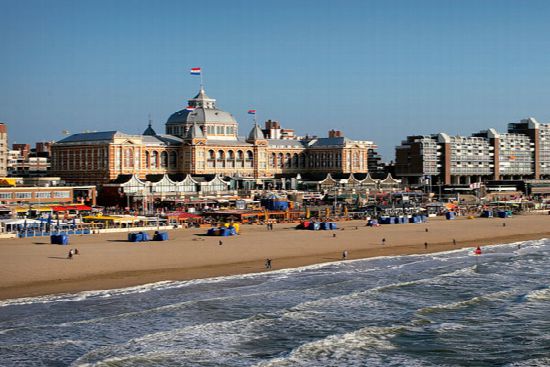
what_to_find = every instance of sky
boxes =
[2,0,550,160]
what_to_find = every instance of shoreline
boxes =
[0,216,549,301]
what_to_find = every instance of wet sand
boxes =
[0,215,549,300]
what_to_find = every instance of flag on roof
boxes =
[186,106,195,111]
[247,109,256,114]
[190,67,201,75]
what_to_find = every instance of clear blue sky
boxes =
[2,0,550,160]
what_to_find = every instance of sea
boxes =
[0,239,549,367]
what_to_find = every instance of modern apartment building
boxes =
[395,117,550,185]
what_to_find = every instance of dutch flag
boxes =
[248,109,256,115]
[186,106,195,111]
[190,67,201,75]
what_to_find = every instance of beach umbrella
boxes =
[305,208,310,219]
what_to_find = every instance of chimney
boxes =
[328,129,343,138]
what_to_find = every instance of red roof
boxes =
[52,205,92,212]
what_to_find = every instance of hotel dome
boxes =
[166,88,238,140]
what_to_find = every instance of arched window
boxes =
[207,150,215,168]
[285,153,291,168]
[270,153,276,168]
[236,150,244,168]
[151,151,158,168]
[245,150,254,168]
[277,153,284,168]
[216,150,225,160]
[293,153,299,168]
[169,151,177,168]
[226,150,235,168]
[145,151,150,168]
[161,151,168,168]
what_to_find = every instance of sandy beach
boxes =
[0,215,549,300]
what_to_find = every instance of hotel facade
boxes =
[395,117,550,185]
[51,87,376,187]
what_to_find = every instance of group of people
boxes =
[67,248,79,259]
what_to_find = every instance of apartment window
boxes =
[53,191,71,198]
[15,192,32,199]
[0,193,12,199]
[35,192,51,199]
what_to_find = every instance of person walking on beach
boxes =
[265,258,272,269]
[219,240,223,246]
[342,250,348,260]
[453,239,456,246]
[424,242,428,250]
[382,238,386,245]
[425,228,429,232]
[67,250,73,260]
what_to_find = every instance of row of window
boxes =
[0,191,71,199]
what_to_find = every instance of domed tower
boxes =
[165,87,238,140]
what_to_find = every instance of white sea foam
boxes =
[252,325,404,367]
[525,287,550,302]
[417,289,517,314]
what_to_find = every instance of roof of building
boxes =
[56,131,124,143]
[267,139,306,148]
[143,122,157,136]
[309,137,352,147]
[248,125,265,141]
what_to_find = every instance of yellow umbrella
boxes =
[305,208,311,219]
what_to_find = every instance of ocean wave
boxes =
[251,325,408,367]
[416,289,517,314]
[524,287,550,302]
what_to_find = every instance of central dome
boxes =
[165,87,238,140]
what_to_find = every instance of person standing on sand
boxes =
[424,242,428,250]
[342,250,348,260]
[453,239,456,246]
[265,258,272,269]
[67,250,73,260]
[382,238,386,245]
[219,240,223,246]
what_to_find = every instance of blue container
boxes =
[320,222,329,230]
[140,232,149,241]
[481,210,493,218]
[380,217,391,225]
[128,233,139,242]
[153,232,169,241]
[445,212,456,220]
[497,211,511,218]
[399,217,406,224]
[308,222,320,230]
[367,219,378,226]
[51,234,69,245]
[329,222,337,230]
[410,216,421,224]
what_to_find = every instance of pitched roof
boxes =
[56,131,123,143]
